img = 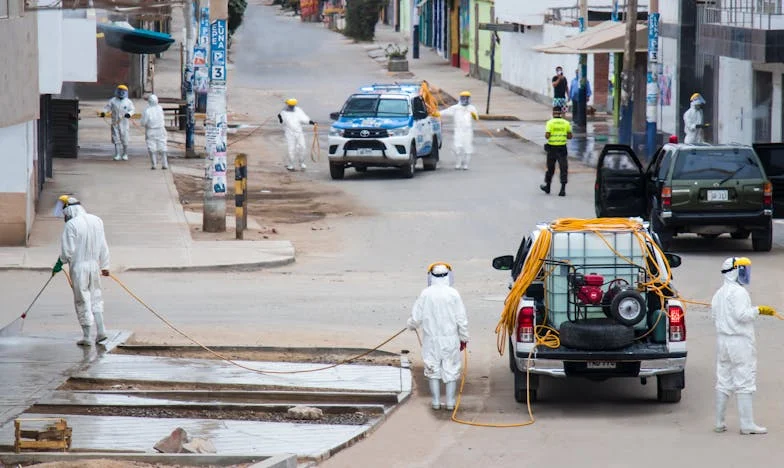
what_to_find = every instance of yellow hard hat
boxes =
[733,257,752,267]
[427,262,453,273]
[117,84,128,91]
[58,195,71,205]
[459,91,471,97]
[690,93,702,102]
[285,98,298,106]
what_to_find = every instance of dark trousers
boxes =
[544,145,568,185]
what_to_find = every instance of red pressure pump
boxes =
[575,273,605,305]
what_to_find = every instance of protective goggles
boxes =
[427,262,454,286]
[721,257,751,285]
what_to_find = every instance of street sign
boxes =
[210,66,225,81]
[478,22,520,33]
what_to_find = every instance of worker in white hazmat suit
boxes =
[407,263,470,410]
[439,91,478,170]
[52,196,111,346]
[277,98,315,171]
[683,93,707,144]
[101,85,135,161]
[140,94,168,170]
[711,257,776,434]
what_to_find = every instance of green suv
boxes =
[595,144,783,251]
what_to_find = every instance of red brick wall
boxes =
[593,54,609,112]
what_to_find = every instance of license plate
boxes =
[357,148,373,156]
[586,361,617,369]
[707,189,729,201]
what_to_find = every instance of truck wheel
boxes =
[401,146,416,179]
[650,208,673,250]
[514,368,538,403]
[656,371,684,403]
[609,289,646,326]
[559,318,635,351]
[329,163,345,180]
[752,220,773,252]
[422,137,439,171]
[508,338,515,373]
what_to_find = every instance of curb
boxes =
[478,115,521,121]
[0,254,295,273]
[0,453,297,468]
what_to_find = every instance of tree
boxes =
[228,0,248,47]
[344,0,387,41]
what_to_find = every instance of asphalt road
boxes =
[5,4,784,467]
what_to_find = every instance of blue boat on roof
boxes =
[98,23,175,55]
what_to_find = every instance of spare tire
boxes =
[559,318,635,351]
[609,289,646,326]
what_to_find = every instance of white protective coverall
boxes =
[140,94,168,169]
[408,265,469,409]
[711,258,766,434]
[59,204,111,345]
[440,103,478,169]
[279,107,312,170]
[104,96,135,160]
[683,100,704,144]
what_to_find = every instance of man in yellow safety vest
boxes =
[541,107,573,197]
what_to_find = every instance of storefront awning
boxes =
[533,21,649,54]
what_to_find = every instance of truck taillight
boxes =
[763,182,773,208]
[517,306,534,343]
[669,305,686,342]
[662,186,672,210]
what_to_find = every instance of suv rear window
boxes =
[672,148,763,180]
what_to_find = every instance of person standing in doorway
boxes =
[541,107,573,197]
[570,69,592,116]
[552,66,569,114]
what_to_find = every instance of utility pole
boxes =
[645,0,660,157]
[412,0,422,59]
[576,0,588,129]
[183,1,196,158]
[486,31,498,115]
[203,0,228,232]
[611,0,621,129]
[619,0,637,145]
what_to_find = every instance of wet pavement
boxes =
[0,330,131,426]
[71,354,413,394]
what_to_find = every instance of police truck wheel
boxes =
[329,163,345,180]
[422,137,439,171]
[401,146,416,178]
[513,368,538,403]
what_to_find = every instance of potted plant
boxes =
[385,43,409,72]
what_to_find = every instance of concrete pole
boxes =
[412,0,420,59]
[576,0,588,129]
[184,1,196,158]
[619,0,637,145]
[645,0,660,157]
[203,0,228,232]
[611,0,621,129]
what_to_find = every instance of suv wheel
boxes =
[422,137,439,171]
[401,146,416,179]
[514,368,538,403]
[329,162,345,180]
[650,208,673,250]
[752,220,773,252]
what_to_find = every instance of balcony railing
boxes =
[703,0,784,30]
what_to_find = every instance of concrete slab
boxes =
[0,453,297,467]
[1,413,372,460]
[0,331,131,426]
[71,354,413,394]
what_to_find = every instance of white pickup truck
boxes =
[492,220,687,403]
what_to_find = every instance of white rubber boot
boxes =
[738,393,767,435]
[429,378,441,410]
[160,152,169,169]
[113,145,122,161]
[94,311,108,344]
[715,390,729,433]
[445,381,457,410]
[149,151,157,169]
[76,326,93,346]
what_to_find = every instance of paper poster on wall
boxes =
[214,154,227,173]
[212,173,227,196]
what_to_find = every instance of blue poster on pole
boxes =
[647,13,660,62]
[210,19,227,83]
[199,8,210,47]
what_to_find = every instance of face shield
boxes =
[691,95,706,109]
[116,88,128,99]
[427,262,454,286]
[459,96,470,106]
[738,265,751,285]
[721,257,752,285]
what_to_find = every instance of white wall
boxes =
[38,10,64,95]
[659,0,680,24]
[0,123,32,194]
[718,56,753,145]
[62,12,97,82]
[25,121,36,236]
[500,24,594,102]
[658,36,678,135]
[496,0,648,26]
[752,62,784,142]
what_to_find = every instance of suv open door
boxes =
[752,143,784,218]
[595,144,647,218]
